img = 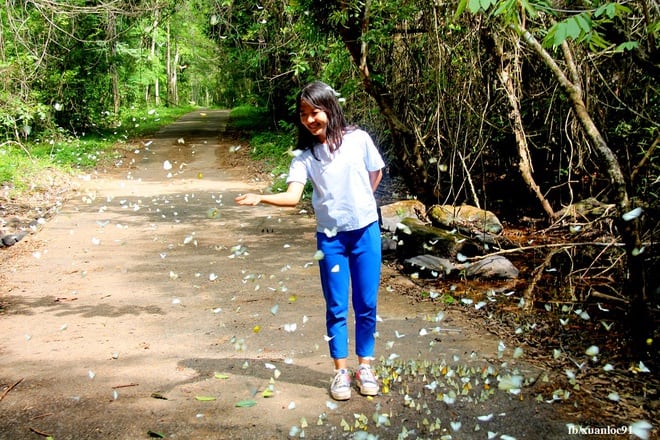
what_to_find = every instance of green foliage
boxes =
[0,144,26,188]
[543,3,633,49]
[250,132,295,193]
[0,144,60,193]
[440,293,456,305]
[232,107,302,193]
[29,137,111,169]
[459,0,640,50]
[248,129,295,168]
[228,106,271,131]
[458,0,546,20]
[547,13,594,47]
[0,92,52,140]
[614,41,639,52]
[1,0,221,143]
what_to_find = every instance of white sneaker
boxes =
[356,364,379,396]
[330,368,352,400]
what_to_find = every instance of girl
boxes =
[235,81,385,400]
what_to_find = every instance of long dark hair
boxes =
[295,81,353,154]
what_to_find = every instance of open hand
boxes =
[235,193,261,205]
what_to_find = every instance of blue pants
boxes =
[317,221,381,360]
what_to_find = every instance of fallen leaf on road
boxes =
[235,399,257,408]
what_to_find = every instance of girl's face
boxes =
[299,99,328,143]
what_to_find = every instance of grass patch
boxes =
[233,111,314,197]
[227,105,307,194]
[248,129,297,193]
[228,105,270,131]
[0,143,60,193]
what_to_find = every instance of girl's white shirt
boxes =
[287,129,385,233]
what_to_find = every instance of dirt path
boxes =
[1,110,583,439]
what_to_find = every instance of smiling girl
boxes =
[235,81,385,400]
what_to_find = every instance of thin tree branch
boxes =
[0,378,24,401]
[464,241,627,261]
[631,134,659,182]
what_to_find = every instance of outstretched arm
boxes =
[235,181,305,207]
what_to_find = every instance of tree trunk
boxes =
[166,23,171,105]
[171,49,179,106]
[492,32,555,219]
[107,11,120,114]
[166,22,179,107]
[334,0,433,202]
[151,9,160,107]
[0,9,5,63]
